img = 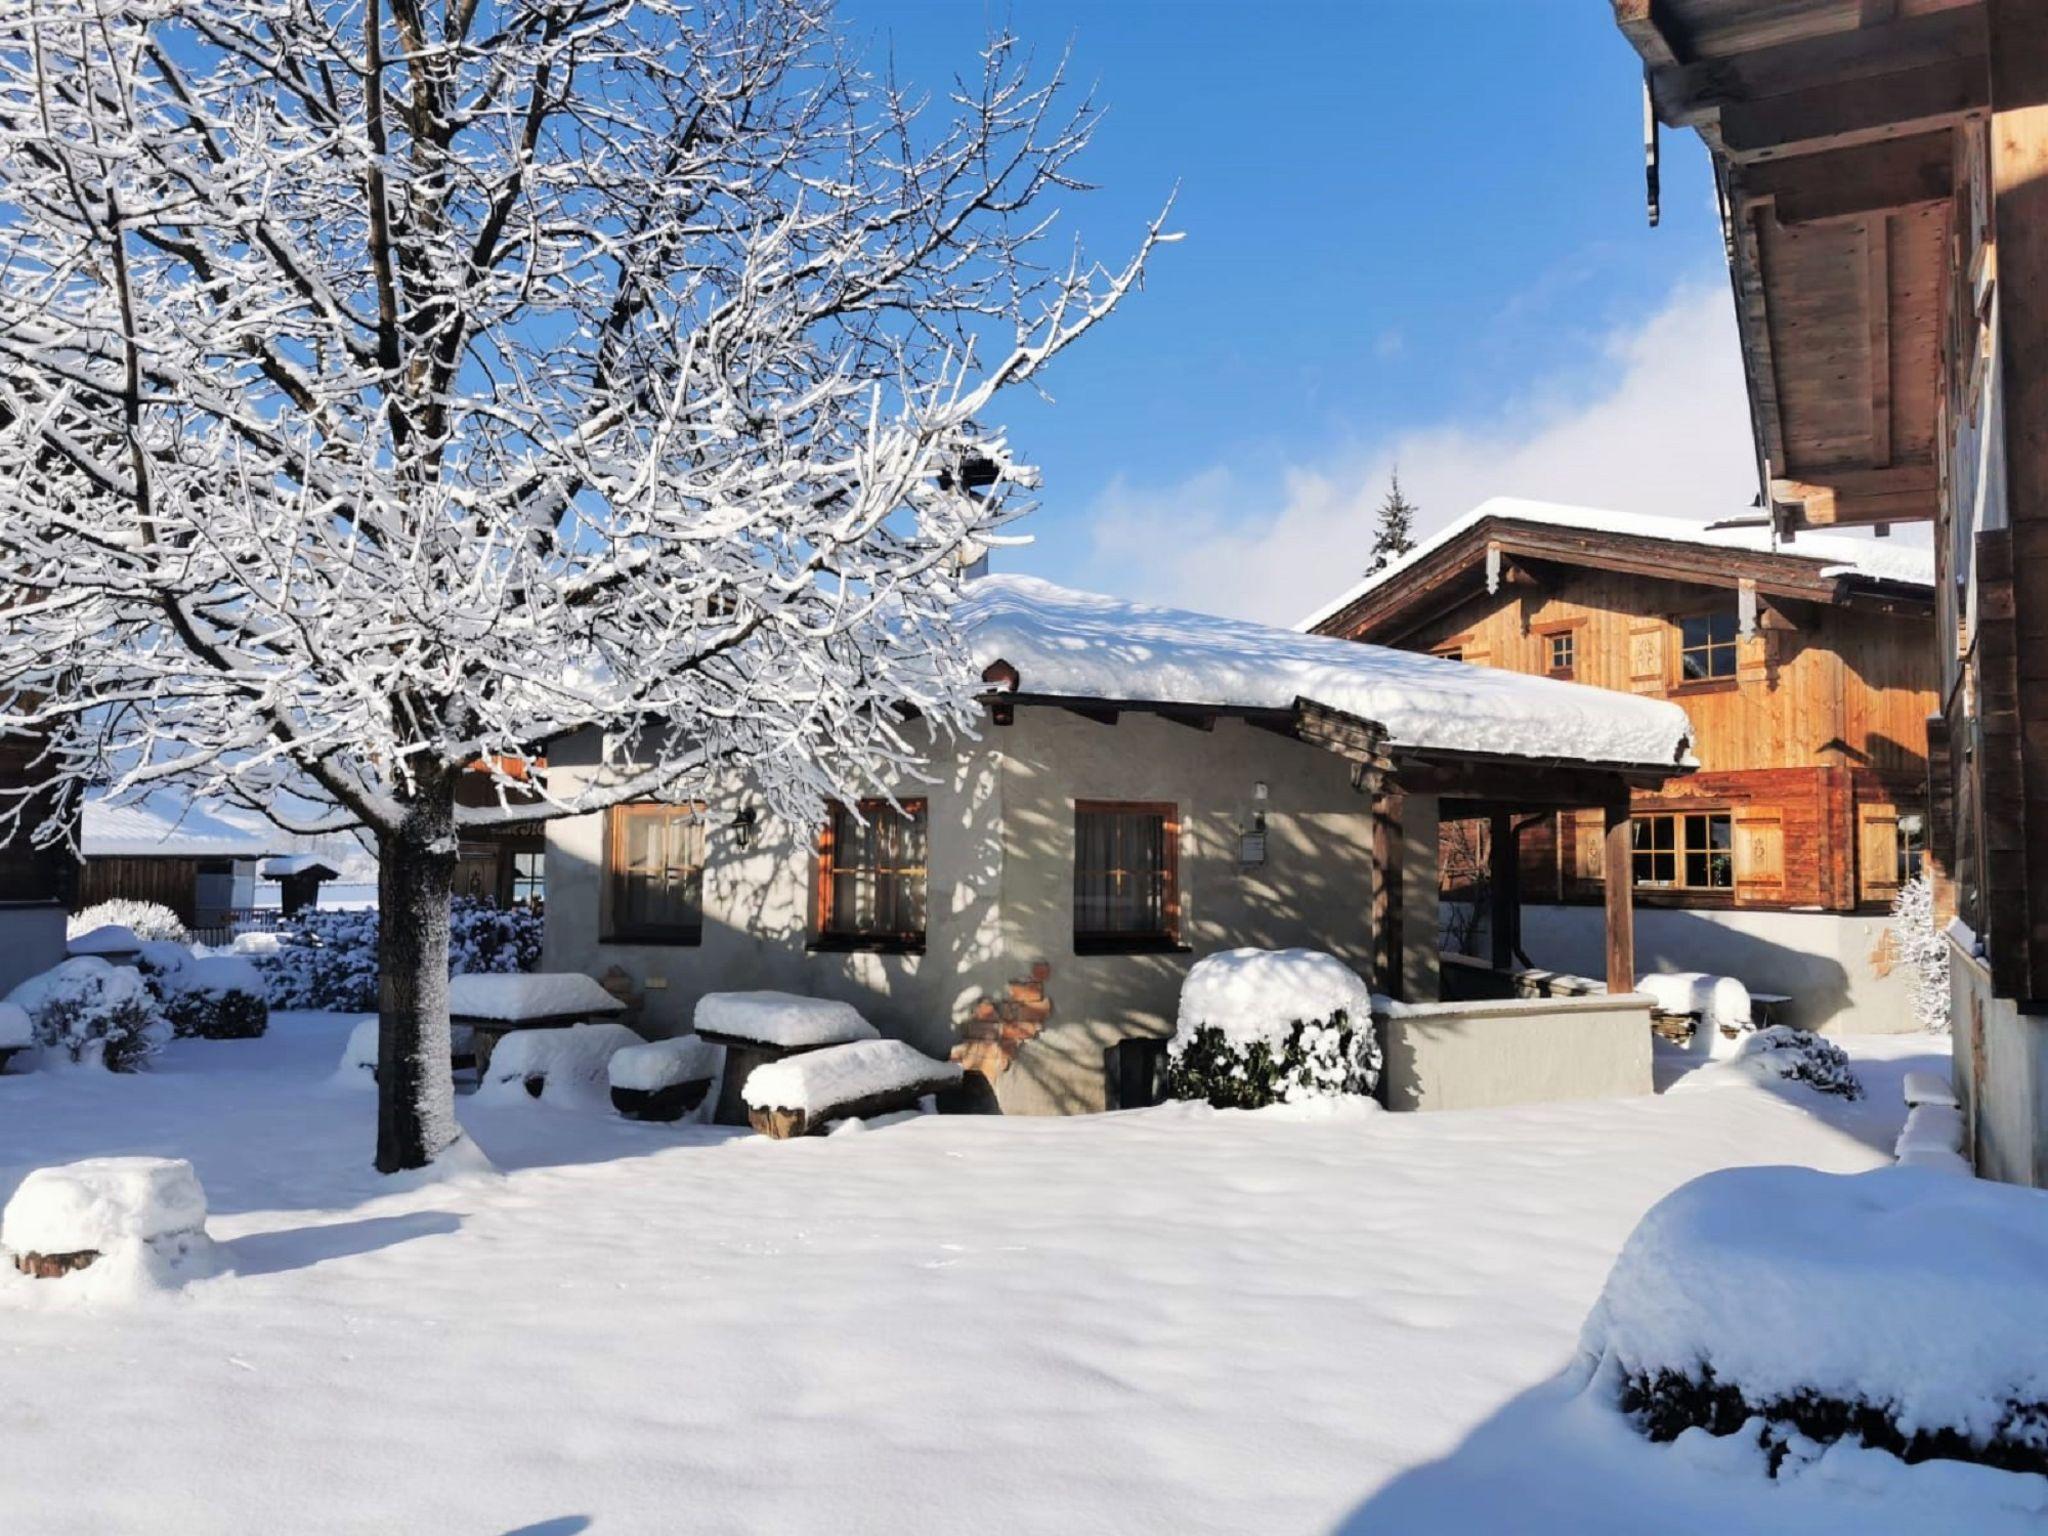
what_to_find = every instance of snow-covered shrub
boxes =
[450,898,543,976]
[159,956,269,1040]
[67,899,189,945]
[1166,949,1381,1110]
[252,901,542,1011]
[66,923,141,959]
[1887,873,1951,1034]
[1579,1165,2048,1477]
[4,958,169,1071]
[1733,1025,1862,1099]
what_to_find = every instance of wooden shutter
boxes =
[1857,803,1902,906]
[1628,621,1665,694]
[1734,808,1785,899]
[1567,809,1606,897]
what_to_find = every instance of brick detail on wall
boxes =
[952,960,1052,1080]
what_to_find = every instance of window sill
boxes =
[806,935,926,957]
[1073,936,1193,956]
[1669,678,1739,698]
[601,930,703,948]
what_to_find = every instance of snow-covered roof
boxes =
[960,575,1694,769]
[82,795,279,860]
[259,854,340,880]
[1297,496,1937,634]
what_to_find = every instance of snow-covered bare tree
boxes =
[0,0,1170,1170]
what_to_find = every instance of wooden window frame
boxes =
[812,798,930,954]
[1534,618,1586,681]
[1671,607,1741,693]
[1073,799,1186,954]
[602,802,706,946]
[1632,810,1734,893]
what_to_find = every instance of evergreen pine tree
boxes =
[1368,470,1419,574]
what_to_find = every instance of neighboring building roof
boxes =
[81,795,280,860]
[1297,496,1937,638]
[260,854,341,881]
[960,575,1694,770]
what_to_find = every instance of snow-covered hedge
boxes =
[1166,948,1381,1110]
[67,899,189,945]
[4,958,169,1071]
[1579,1165,2048,1478]
[1887,873,1951,1034]
[252,898,542,1011]
[159,956,269,1040]
[1732,1026,1862,1100]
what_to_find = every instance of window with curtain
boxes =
[1632,812,1732,891]
[817,799,928,948]
[511,849,545,908]
[605,803,705,942]
[1073,801,1180,947]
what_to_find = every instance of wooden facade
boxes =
[0,730,75,907]
[1312,515,1936,918]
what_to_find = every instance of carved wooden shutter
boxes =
[1567,809,1606,897]
[1734,808,1784,899]
[1857,803,1902,906]
[1628,620,1665,694]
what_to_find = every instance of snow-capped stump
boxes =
[695,990,881,1125]
[1578,1165,2048,1478]
[478,1021,643,1103]
[2,1156,211,1280]
[447,970,627,1077]
[742,1039,962,1138]
[64,923,143,964]
[337,1017,477,1085]
[1730,1025,1862,1099]
[608,1036,721,1122]
[1166,948,1381,1110]
[0,1001,31,1074]
[5,957,169,1072]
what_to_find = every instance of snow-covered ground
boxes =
[0,1019,2035,1535]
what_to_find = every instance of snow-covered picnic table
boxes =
[691,990,880,1125]
[447,972,627,1076]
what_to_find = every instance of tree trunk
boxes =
[375,781,460,1174]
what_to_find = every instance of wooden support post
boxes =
[1489,811,1517,974]
[1372,793,1404,1001]
[1603,797,1637,996]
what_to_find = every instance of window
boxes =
[1897,817,1925,885]
[816,799,928,949]
[605,804,705,942]
[1547,631,1576,678]
[1074,801,1180,948]
[1678,611,1739,681]
[1434,645,1464,664]
[511,849,545,908]
[1633,812,1732,891]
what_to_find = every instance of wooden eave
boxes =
[1308,517,1929,646]
[1612,1,1988,534]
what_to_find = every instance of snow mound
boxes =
[0,1002,31,1051]
[66,923,141,958]
[1176,948,1373,1044]
[1580,1166,2048,1459]
[961,574,1694,769]
[3,1157,207,1255]
[609,1036,719,1093]
[447,971,624,1022]
[1637,972,1753,1036]
[695,990,879,1048]
[480,1022,643,1103]
[1896,1104,1965,1158]
[742,1038,961,1113]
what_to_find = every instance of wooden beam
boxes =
[1489,811,1518,974]
[1372,793,1404,1001]
[1733,129,1954,224]
[1718,56,1989,164]
[1772,461,1938,526]
[1603,798,1637,996]
[1867,215,1893,468]
[1649,9,1987,130]
[1611,0,1684,69]
[1728,201,1791,475]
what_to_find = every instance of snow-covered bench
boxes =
[1904,1069,1959,1109]
[609,1036,720,1122]
[741,1038,962,1138]
[1895,1102,1970,1175]
[1636,971,1754,1049]
[692,990,880,1126]
[479,1021,643,1102]
[447,972,627,1078]
[2,1156,211,1280]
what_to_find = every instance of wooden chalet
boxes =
[1609,0,2048,1180]
[1306,500,1937,934]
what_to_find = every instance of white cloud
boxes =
[1077,278,1762,625]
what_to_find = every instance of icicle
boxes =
[1485,542,1502,596]
[1738,578,1758,640]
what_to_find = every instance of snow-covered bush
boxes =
[1579,1165,2048,1478]
[1887,873,1951,1034]
[67,900,189,945]
[4,958,169,1071]
[158,956,269,1041]
[450,899,543,977]
[1733,1025,1862,1099]
[252,901,543,1012]
[1166,949,1381,1110]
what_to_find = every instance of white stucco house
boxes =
[542,576,1697,1114]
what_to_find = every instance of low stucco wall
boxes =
[1493,903,1918,1035]
[1376,992,1654,1112]
[1951,939,2048,1187]
[0,902,65,997]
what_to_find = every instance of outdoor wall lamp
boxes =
[730,807,758,851]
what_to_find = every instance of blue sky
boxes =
[841,1,1770,621]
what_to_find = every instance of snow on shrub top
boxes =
[66,923,141,957]
[694,990,878,1048]
[0,1002,30,1050]
[1579,1165,2048,1443]
[136,941,193,977]
[1635,972,1752,1033]
[8,956,155,1018]
[447,971,623,1022]
[67,899,189,945]
[2,1156,207,1254]
[1174,948,1373,1046]
[170,955,265,998]
[742,1038,960,1113]
[609,1036,719,1093]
